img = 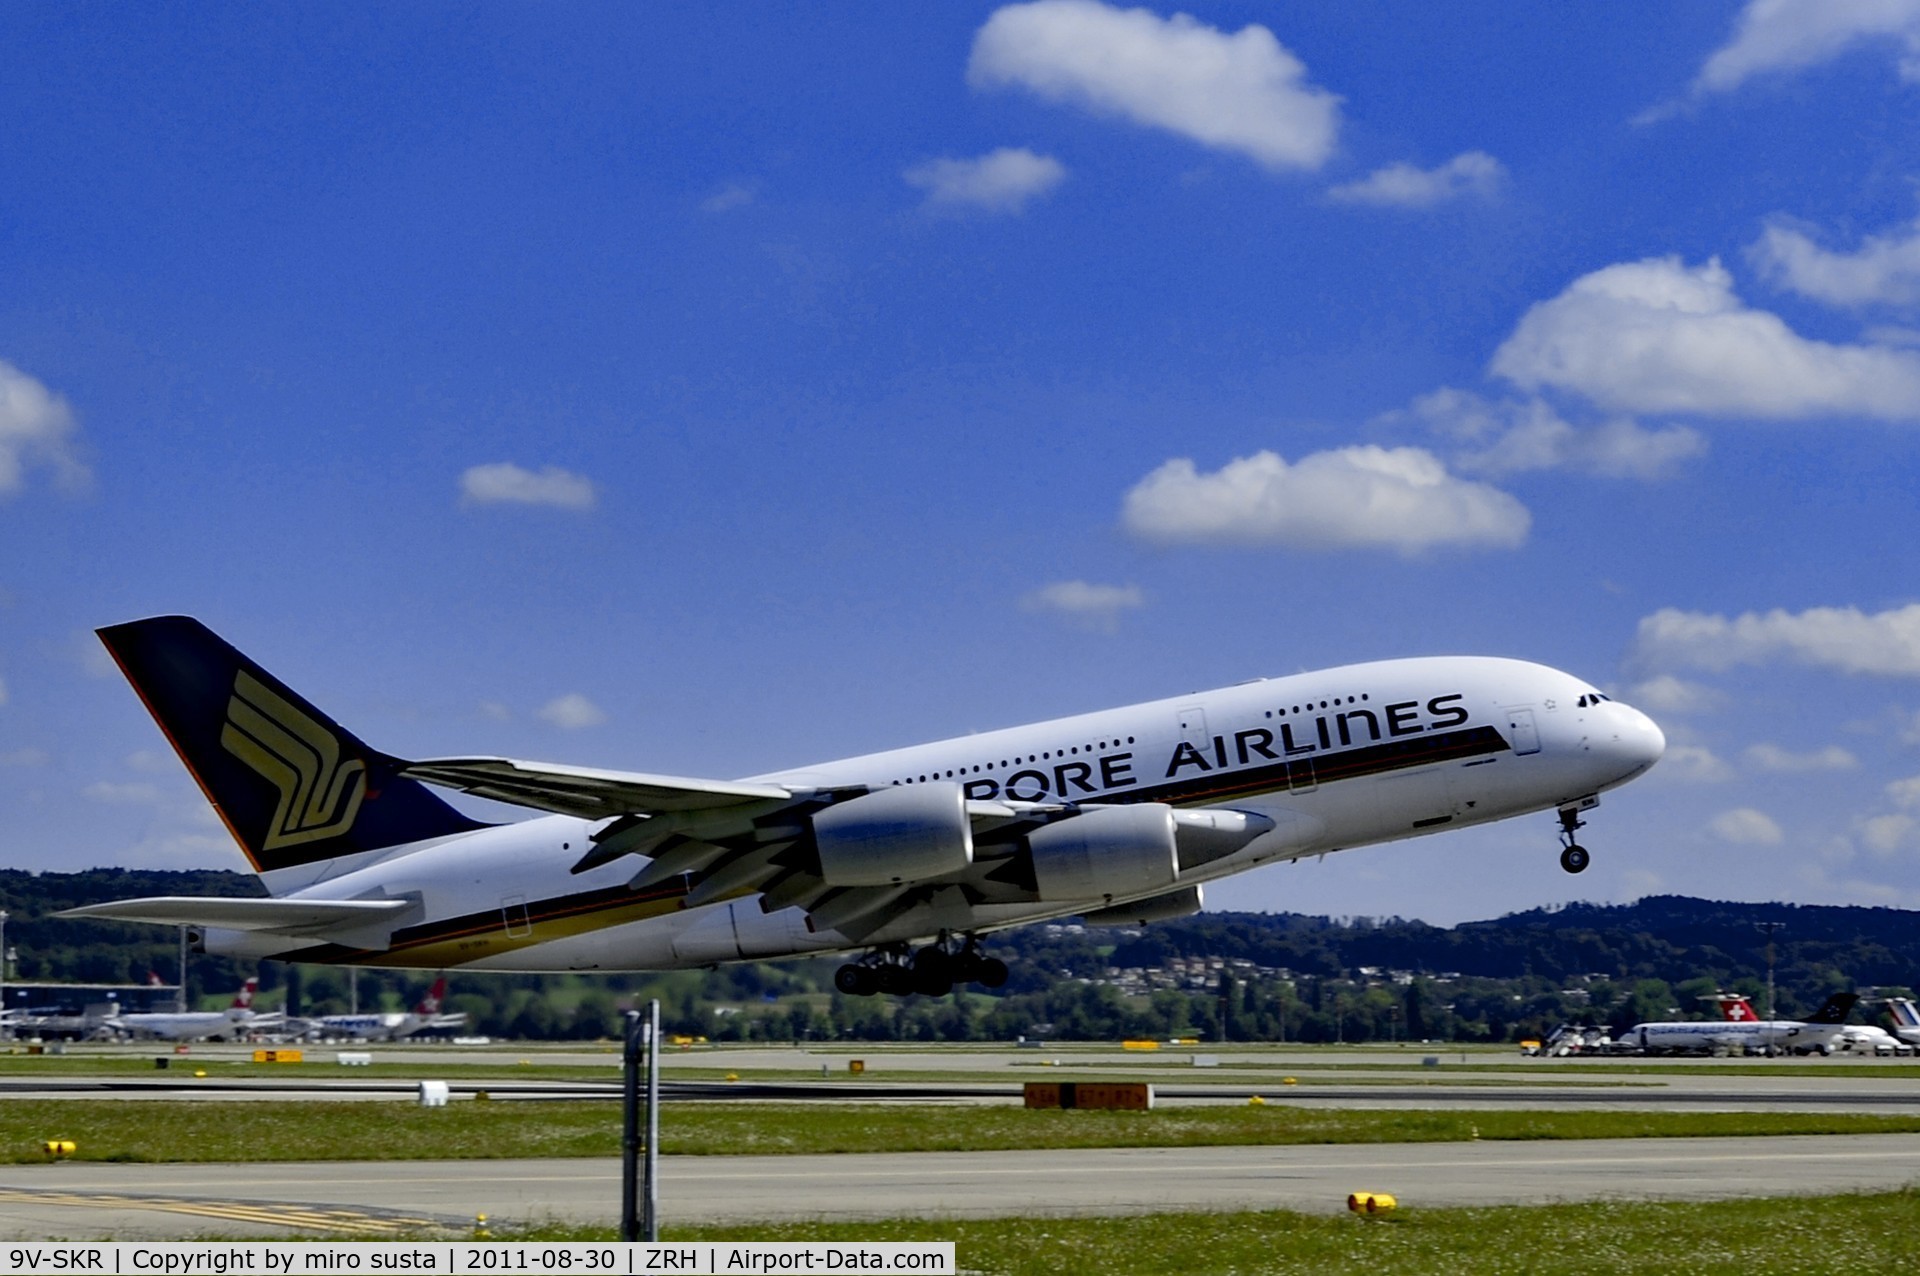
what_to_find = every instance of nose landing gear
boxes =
[1557,804,1590,874]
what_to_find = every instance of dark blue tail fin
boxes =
[98,616,486,873]
[1806,993,1859,1025]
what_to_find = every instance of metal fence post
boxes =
[621,1009,642,1241]
[644,999,660,1241]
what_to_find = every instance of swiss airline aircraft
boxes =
[1714,992,1907,1055]
[1624,993,1859,1055]
[296,977,465,1041]
[101,976,266,1041]
[62,617,1665,997]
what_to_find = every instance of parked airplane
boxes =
[60,616,1665,996]
[100,976,267,1041]
[1835,1023,1912,1056]
[1623,993,1860,1056]
[296,977,466,1041]
[1715,992,1909,1056]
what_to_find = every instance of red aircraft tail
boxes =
[415,977,447,1016]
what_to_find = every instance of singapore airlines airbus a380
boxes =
[63,617,1665,997]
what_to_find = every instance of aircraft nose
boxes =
[1604,703,1665,780]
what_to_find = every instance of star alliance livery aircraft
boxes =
[63,617,1665,997]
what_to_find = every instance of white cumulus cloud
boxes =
[1751,214,1920,308]
[538,693,607,730]
[1022,580,1145,632]
[1860,812,1916,855]
[1711,807,1785,845]
[1403,388,1706,480]
[1659,745,1736,784]
[1885,774,1920,809]
[1121,445,1529,555]
[968,0,1340,171]
[1627,675,1726,715]
[1327,151,1505,208]
[1636,603,1920,677]
[701,182,759,214]
[1855,772,1920,856]
[0,361,90,497]
[460,463,597,511]
[904,148,1066,214]
[1691,0,1920,96]
[1744,743,1858,772]
[1491,256,1920,420]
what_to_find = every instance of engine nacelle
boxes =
[1028,803,1179,903]
[813,782,973,887]
[1082,884,1204,927]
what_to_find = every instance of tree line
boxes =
[3,868,1913,1043]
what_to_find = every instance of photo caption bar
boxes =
[0,1243,955,1276]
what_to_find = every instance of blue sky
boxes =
[8,1,1920,925]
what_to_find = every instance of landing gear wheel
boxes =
[876,964,915,997]
[1559,843,1590,874]
[834,964,877,996]
[910,951,954,998]
[975,956,1009,988]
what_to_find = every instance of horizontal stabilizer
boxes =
[403,757,792,819]
[58,896,414,934]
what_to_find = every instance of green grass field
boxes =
[495,1190,1920,1275]
[8,1100,1920,1164]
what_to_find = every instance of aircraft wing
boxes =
[57,897,415,934]
[401,757,794,820]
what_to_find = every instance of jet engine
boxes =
[813,782,973,886]
[1028,803,1179,903]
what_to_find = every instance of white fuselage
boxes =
[305,1013,417,1041]
[1836,1025,1911,1055]
[201,655,1664,972]
[1626,1018,1850,1055]
[105,1008,254,1042]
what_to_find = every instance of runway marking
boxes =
[0,1186,447,1234]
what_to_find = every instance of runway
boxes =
[4,1134,1919,1239]
[5,1045,1917,1239]
[6,1074,1920,1113]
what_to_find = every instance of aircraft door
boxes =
[1177,706,1208,749]
[1504,707,1541,755]
[500,894,532,939]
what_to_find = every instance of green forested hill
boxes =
[1092,896,1916,1014]
[0,867,262,991]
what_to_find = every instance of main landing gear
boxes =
[833,937,1010,998]
[1557,805,1590,874]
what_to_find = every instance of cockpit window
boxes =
[1576,692,1613,708]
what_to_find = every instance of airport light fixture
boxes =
[1756,920,1785,1024]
